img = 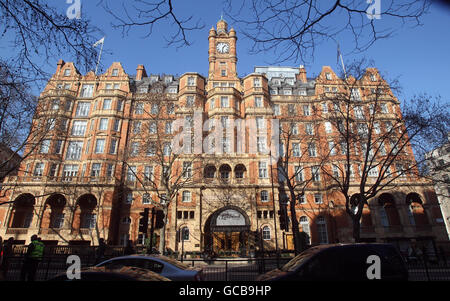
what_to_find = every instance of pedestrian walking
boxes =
[1,238,14,280]
[95,238,107,264]
[124,240,135,255]
[20,235,45,281]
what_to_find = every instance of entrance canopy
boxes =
[210,207,250,232]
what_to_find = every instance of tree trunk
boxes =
[289,199,301,255]
[352,217,361,243]
[158,206,169,254]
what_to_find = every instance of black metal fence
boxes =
[2,245,450,281]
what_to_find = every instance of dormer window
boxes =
[325,72,332,80]
[112,69,119,76]
[298,89,307,96]
[370,74,376,81]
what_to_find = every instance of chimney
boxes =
[136,65,147,81]
[297,65,307,83]
[56,59,65,74]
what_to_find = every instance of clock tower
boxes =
[208,18,238,81]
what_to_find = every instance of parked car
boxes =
[48,266,171,281]
[95,255,204,281]
[257,243,408,281]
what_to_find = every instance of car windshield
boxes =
[153,256,191,270]
[280,249,318,272]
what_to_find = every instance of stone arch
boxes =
[406,192,429,226]
[378,193,401,226]
[234,164,247,179]
[41,194,67,230]
[10,193,36,228]
[72,194,98,230]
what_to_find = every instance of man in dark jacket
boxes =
[1,238,14,280]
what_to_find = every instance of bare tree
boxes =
[0,0,101,80]
[122,86,202,253]
[99,0,204,48]
[317,60,449,242]
[225,0,430,63]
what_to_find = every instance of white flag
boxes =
[93,37,105,48]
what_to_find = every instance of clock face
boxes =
[216,42,230,54]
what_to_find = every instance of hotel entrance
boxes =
[204,206,251,256]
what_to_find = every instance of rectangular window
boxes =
[62,164,78,180]
[149,121,157,134]
[112,69,119,76]
[255,97,263,108]
[130,142,140,156]
[40,140,51,154]
[254,78,261,87]
[303,105,310,116]
[66,141,83,160]
[144,166,153,181]
[127,166,137,182]
[305,123,314,135]
[75,102,91,117]
[187,77,196,86]
[117,100,124,112]
[182,191,191,202]
[80,84,94,98]
[221,96,229,108]
[64,69,71,76]
[54,140,64,154]
[273,104,280,116]
[329,141,336,155]
[133,121,141,134]
[33,163,44,177]
[91,163,101,177]
[325,122,332,133]
[292,143,301,157]
[102,99,112,110]
[295,166,303,182]
[71,120,87,136]
[258,161,268,178]
[308,142,317,157]
[311,166,320,181]
[95,139,105,154]
[381,103,389,114]
[167,103,175,114]
[351,88,361,101]
[183,162,192,178]
[288,104,295,116]
[165,121,173,134]
[314,194,323,204]
[135,102,144,115]
[143,193,151,205]
[99,118,109,131]
[109,139,117,154]
[151,103,159,114]
[106,164,114,178]
[260,190,269,202]
[186,96,194,107]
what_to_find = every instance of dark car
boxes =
[95,255,204,281]
[48,266,171,281]
[257,243,408,281]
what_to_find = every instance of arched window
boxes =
[300,216,311,244]
[316,216,328,244]
[204,165,216,179]
[262,226,271,240]
[234,164,246,179]
[378,193,401,226]
[219,164,231,179]
[406,193,428,226]
[181,227,189,241]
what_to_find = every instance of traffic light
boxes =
[155,210,165,229]
[139,208,150,233]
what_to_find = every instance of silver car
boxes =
[95,255,204,281]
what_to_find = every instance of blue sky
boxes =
[10,1,450,102]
